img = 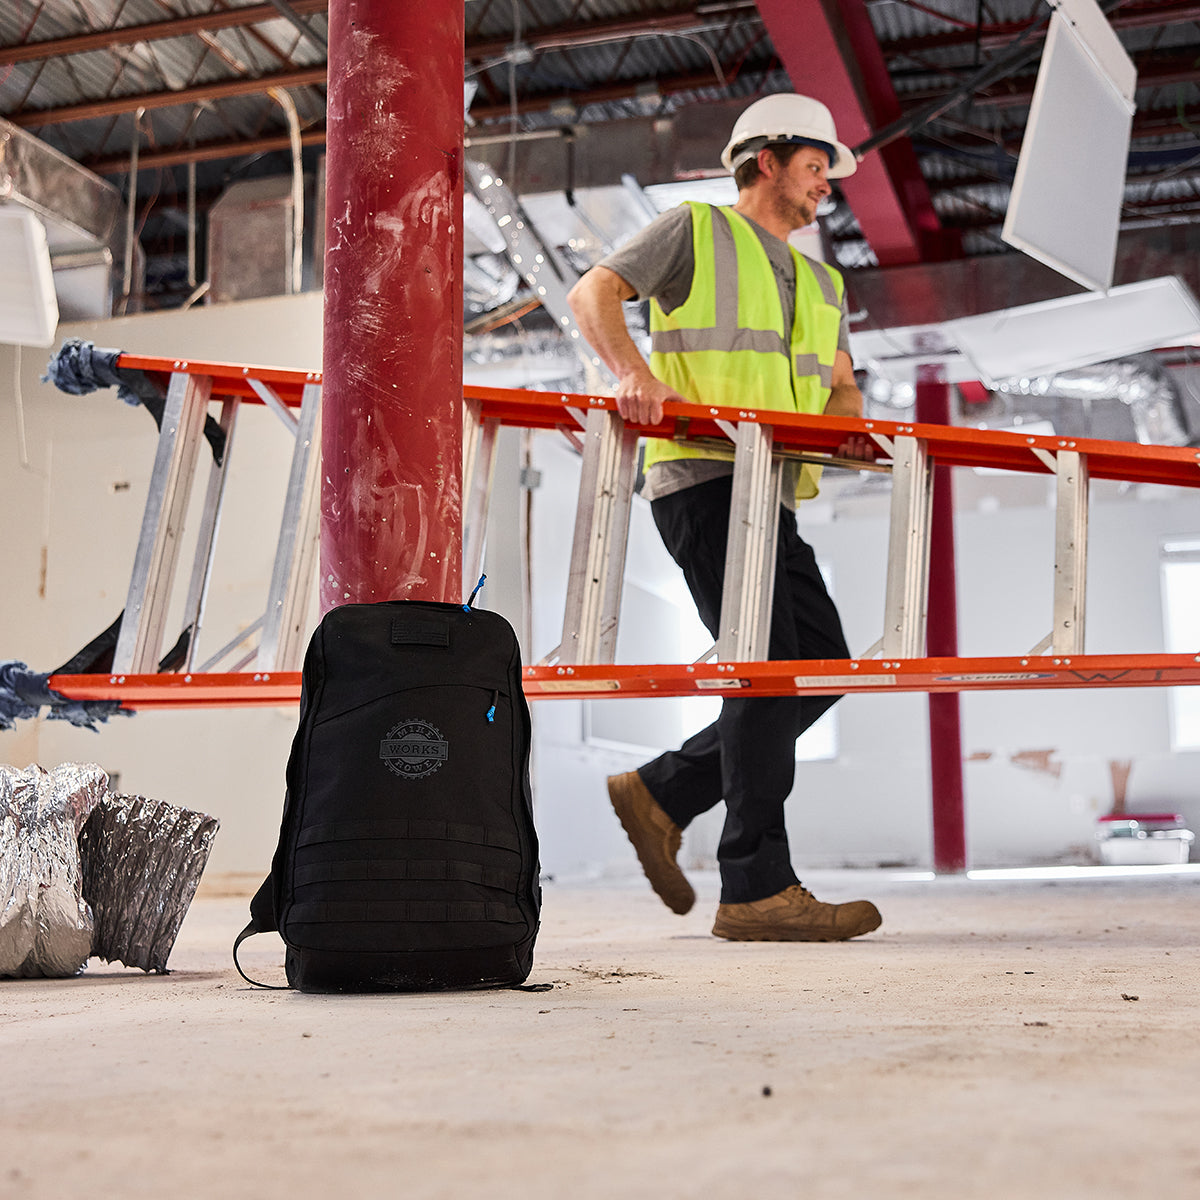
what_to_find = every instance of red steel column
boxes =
[321,0,464,609]
[916,366,968,872]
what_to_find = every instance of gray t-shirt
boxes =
[597,204,851,505]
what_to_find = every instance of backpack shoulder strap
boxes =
[232,873,288,989]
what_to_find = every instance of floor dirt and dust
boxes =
[3,867,1199,1199]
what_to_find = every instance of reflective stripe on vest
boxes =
[643,202,845,499]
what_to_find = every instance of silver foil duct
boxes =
[994,355,1192,446]
[0,764,107,978]
[78,793,219,973]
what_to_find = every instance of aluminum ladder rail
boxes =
[110,360,323,676]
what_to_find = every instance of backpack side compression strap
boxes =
[232,873,289,989]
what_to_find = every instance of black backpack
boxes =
[234,599,541,992]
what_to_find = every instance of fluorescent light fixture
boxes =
[1001,2,1136,292]
[0,205,60,347]
[945,276,1200,386]
[849,324,978,385]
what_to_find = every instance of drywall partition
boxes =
[0,295,321,876]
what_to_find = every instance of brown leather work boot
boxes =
[607,772,695,915]
[712,884,882,942]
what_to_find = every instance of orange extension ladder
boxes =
[48,353,1200,711]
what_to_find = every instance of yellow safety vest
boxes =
[644,201,845,501]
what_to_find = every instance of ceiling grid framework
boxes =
[0,0,1196,335]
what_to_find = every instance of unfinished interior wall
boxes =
[0,294,322,878]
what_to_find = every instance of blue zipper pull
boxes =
[486,690,497,723]
[464,573,487,610]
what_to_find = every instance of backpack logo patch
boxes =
[380,720,448,779]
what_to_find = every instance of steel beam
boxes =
[0,1,329,66]
[755,0,955,266]
[916,369,966,875]
[320,0,464,609]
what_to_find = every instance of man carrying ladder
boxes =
[567,93,883,942]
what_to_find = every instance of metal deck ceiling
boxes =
[1,0,1199,309]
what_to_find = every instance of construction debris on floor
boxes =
[0,762,218,977]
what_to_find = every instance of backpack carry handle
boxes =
[231,874,289,989]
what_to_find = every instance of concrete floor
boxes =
[3,867,1200,1199]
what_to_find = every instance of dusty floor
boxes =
[3,866,1200,1199]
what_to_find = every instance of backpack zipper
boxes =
[486,690,498,723]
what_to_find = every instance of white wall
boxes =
[3,304,1197,881]
[525,439,1200,877]
[1,294,323,879]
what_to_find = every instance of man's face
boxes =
[771,145,832,229]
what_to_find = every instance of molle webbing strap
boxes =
[287,900,525,925]
[390,617,450,647]
[297,819,522,855]
[293,859,522,892]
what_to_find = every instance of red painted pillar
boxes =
[916,366,967,872]
[321,0,464,609]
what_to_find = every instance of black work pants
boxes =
[637,475,850,903]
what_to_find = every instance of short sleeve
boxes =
[595,205,696,315]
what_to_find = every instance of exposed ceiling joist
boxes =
[465,1,757,60]
[9,65,326,128]
[883,0,1200,60]
[0,0,329,67]
[899,51,1200,110]
[757,0,956,266]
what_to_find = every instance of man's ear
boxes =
[756,146,777,177]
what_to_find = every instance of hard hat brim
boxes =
[722,135,858,179]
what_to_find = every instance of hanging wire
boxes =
[503,0,527,196]
[13,345,31,470]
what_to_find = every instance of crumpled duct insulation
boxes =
[78,793,219,973]
[0,764,108,977]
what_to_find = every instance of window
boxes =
[1161,538,1200,750]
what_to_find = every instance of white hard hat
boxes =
[720,93,857,179]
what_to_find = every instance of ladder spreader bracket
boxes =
[869,431,896,458]
[246,377,300,433]
[1031,446,1057,473]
